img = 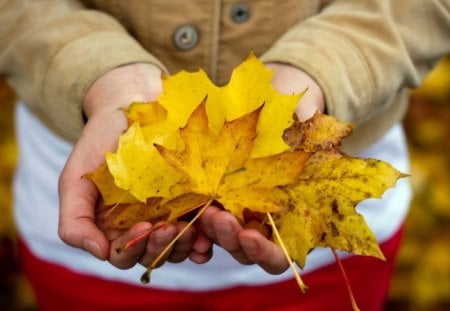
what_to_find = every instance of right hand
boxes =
[58,63,212,270]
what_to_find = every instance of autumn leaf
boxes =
[163,193,210,222]
[85,163,138,206]
[216,53,303,158]
[125,101,168,126]
[133,53,301,158]
[283,112,354,152]
[105,122,182,202]
[274,151,406,268]
[156,102,310,218]
[108,198,163,229]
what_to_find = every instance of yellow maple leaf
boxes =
[250,90,303,158]
[128,53,301,159]
[123,101,184,151]
[274,150,406,268]
[85,163,138,205]
[156,103,310,218]
[125,101,167,126]
[163,193,211,222]
[106,122,182,202]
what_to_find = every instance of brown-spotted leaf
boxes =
[283,112,353,152]
[274,151,406,267]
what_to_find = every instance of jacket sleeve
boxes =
[0,0,166,142]
[261,0,450,125]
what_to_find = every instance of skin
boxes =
[58,61,324,273]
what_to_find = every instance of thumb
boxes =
[58,163,109,260]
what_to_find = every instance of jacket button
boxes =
[173,25,199,51]
[230,2,250,23]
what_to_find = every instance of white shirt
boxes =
[14,102,411,291]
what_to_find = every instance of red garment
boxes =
[20,226,403,311]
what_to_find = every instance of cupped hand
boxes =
[57,63,207,269]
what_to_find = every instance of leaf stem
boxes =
[115,223,166,254]
[116,228,152,254]
[266,212,308,293]
[140,198,214,284]
[331,248,360,311]
[103,190,131,220]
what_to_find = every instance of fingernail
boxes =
[240,237,258,255]
[83,239,104,260]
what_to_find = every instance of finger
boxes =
[107,222,153,269]
[167,221,196,263]
[189,249,213,264]
[192,229,213,254]
[238,229,289,274]
[58,114,127,261]
[211,211,252,265]
[138,223,177,268]
[197,205,222,241]
[189,230,213,264]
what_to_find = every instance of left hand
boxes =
[196,63,325,273]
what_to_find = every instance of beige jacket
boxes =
[1,0,449,154]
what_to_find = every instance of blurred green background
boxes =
[1,57,449,310]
